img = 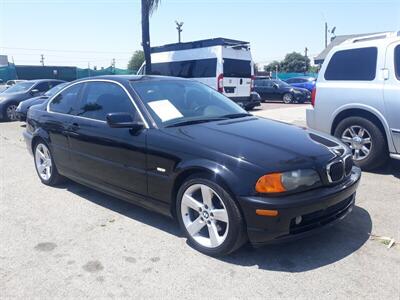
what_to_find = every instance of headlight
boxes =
[255,169,320,193]
[293,90,302,94]
[0,97,5,102]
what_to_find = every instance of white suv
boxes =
[307,31,400,170]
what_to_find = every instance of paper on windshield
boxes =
[148,99,183,122]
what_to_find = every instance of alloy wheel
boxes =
[283,93,293,104]
[341,125,372,161]
[181,184,229,248]
[35,143,53,181]
[6,104,18,121]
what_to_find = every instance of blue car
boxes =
[285,77,316,92]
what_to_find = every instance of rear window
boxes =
[151,58,216,78]
[223,59,251,78]
[324,47,377,81]
[395,45,400,80]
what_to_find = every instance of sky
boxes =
[0,0,399,69]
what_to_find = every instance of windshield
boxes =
[3,81,35,94]
[131,80,247,127]
[44,83,68,96]
[273,79,291,87]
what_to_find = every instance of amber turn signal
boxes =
[255,173,286,193]
[256,209,279,217]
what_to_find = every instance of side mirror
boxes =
[106,112,144,130]
[31,89,40,95]
[273,83,279,89]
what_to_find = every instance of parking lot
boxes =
[0,104,399,299]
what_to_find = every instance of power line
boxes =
[0,46,134,54]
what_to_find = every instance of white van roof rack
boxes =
[151,38,250,53]
[345,31,398,44]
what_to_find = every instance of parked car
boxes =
[254,78,311,103]
[307,31,400,170]
[16,82,68,121]
[138,38,260,110]
[285,77,316,92]
[24,75,360,256]
[0,79,64,121]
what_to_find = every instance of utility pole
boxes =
[325,22,328,48]
[40,54,45,66]
[111,58,116,73]
[175,20,184,43]
[304,47,308,73]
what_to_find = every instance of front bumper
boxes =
[15,107,26,121]
[238,166,361,246]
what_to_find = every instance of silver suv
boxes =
[307,32,400,170]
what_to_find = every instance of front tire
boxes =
[3,102,18,121]
[34,141,64,186]
[282,93,293,104]
[334,117,388,170]
[176,176,246,256]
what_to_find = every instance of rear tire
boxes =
[334,116,388,170]
[176,175,247,256]
[33,140,65,186]
[282,93,293,104]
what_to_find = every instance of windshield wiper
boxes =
[165,117,226,128]
[220,113,252,119]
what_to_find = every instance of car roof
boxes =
[73,75,190,84]
[26,79,65,83]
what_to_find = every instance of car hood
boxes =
[293,87,310,93]
[20,96,48,108]
[164,117,338,171]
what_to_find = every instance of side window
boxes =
[49,84,81,114]
[325,47,377,81]
[35,82,50,92]
[78,82,137,121]
[48,81,61,89]
[395,45,400,80]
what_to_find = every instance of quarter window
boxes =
[324,47,378,81]
[49,84,81,114]
[395,45,400,80]
[77,82,136,121]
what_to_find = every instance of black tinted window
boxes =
[78,82,136,121]
[35,82,50,92]
[395,45,400,80]
[152,58,217,78]
[325,47,377,81]
[49,84,81,114]
[223,59,251,78]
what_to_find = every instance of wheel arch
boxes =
[331,105,395,152]
[31,129,50,153]
[169,161,242,220]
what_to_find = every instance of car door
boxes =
[46,83,83,175]
[68,80,148,199]
[384,42,400,152]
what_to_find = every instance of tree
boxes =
[263,60,280,73]
[280,52,310,73]
[141,0,161,75]
[127,50,145,72]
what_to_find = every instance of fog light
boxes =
[295,216,302,225]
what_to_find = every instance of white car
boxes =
[307,31,400,170]
[138,38,259,109]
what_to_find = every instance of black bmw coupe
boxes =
[24,75,361,256]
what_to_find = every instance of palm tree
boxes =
[141,0,161,75]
